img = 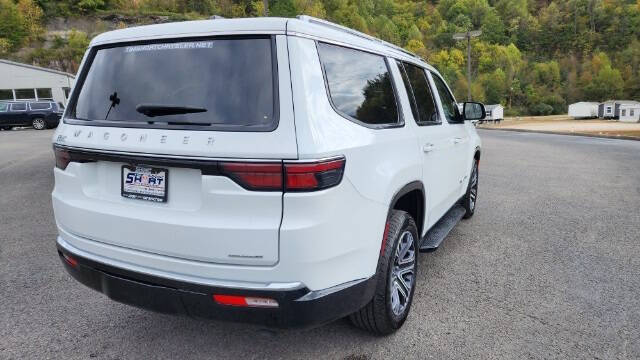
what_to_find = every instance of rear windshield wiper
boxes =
[136,104,207,117]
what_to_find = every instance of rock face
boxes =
[45,14,175,39]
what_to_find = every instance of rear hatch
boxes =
[52,34,296,266]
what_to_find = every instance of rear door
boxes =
[8,102,28,125]
[53,35,296,266]
[398,62,461,227]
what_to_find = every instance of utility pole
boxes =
[453,30,482,101]
[263,0,268,16]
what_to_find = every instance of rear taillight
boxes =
[219,162,283,191]
[220,157,345,192]
[54,146,71,170]
[284,158,345,192]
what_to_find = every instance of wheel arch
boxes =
[387,181,426,237]
[474,146,481,161]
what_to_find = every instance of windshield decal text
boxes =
[125,42,214,53]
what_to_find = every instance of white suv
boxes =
[52,16,484,334]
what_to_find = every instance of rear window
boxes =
[399,62,439,124]
[70,37,278,131]
[30,102,51,110]
[317,42,400,127]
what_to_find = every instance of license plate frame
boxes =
[121,165,168,203]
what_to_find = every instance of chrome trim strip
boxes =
[294,277,370,301]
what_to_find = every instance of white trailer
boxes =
[568,102,598,119]
[619,104,640,123]
[482,104,503,123]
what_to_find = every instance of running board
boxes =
[419,205,466,252]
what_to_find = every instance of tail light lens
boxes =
[213,294,279,308]
[59,251,78,268]
[54,146,71,170]
[284,158,345,192]
[219,162,283,191]
[219,157,345,192]
[54,145,345,192]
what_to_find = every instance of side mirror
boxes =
[462,102,486,121]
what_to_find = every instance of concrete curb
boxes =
[477,127,640,141]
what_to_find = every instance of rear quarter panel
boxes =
[286,36,422,285]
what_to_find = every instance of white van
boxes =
[52,16,484,334]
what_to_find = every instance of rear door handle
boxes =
[423,143,435,153]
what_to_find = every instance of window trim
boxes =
[64,35,280,132]
[429,71,463,124]
[10,103,27,111]
[398,61,442,127]
[29,102,52,111]
[316,41,405,130]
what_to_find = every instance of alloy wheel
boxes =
[33,118,45,130]
[469,163,478,211]
[390,230,416,317]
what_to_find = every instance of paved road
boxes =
[1,129,639,359]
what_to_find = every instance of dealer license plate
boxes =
[121,165,168,203]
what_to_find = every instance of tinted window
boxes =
[72,38,277,131]
[14,89,35,100]
[0,103,8,112]
[36,88,53,100]
[431,73,460,123]
[11,103,26,111]
[318,43,399,126]
[0,90,13,100]
[400,62,439,124]
[30,102,51,110]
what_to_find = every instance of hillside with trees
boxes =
[1,0,640,115]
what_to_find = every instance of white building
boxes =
[568,102,598,118]
[598,100,640,119]
[483,104,504,122]
[619,103,640,123]
[0,59,75,106]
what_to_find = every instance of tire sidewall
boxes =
[463,160,478,217]
[383,212,419,328]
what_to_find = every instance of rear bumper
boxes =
[57,244,376,329]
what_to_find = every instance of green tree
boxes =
[0,0,28,51]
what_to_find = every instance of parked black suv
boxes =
[0,101,63,130]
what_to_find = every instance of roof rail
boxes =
[296,15,421,60]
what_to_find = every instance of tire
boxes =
[32,117,46,130]
[349,210,418,335]
[462,159,479,219]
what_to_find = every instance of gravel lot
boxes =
[1,128,639,359]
